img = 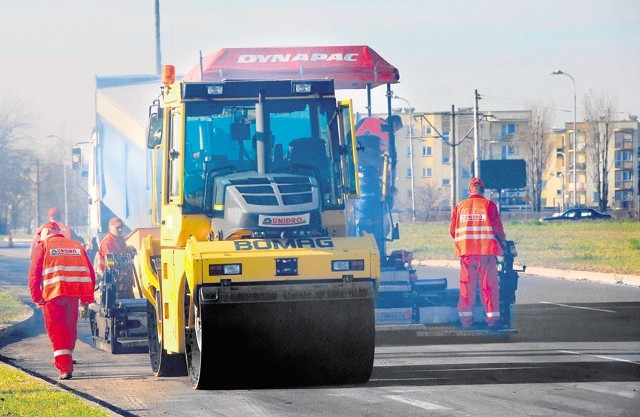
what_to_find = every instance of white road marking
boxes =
[539,301,617,313]
[384,395,449,411]
[559,350,640,365]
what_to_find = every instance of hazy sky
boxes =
[3,0,639,144]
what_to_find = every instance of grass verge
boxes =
[389,219,640,275]
[0,290,30,324]
[0,362,110,417]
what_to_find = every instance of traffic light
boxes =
[71,146,82,171]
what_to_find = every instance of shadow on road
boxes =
[368,360,640,387]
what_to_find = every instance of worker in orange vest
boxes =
[28,222,95,380]
[29,207,85,257]
[95,217,134,298]
[95,217,130,276]
[450,177,507,329]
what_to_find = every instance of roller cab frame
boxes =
[138,70,380,389]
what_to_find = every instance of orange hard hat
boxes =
[469,177,485,188]
[109,217,124,228]
[48,207,60,219]
[40,222,61,240]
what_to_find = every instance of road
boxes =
[1,242,639,417]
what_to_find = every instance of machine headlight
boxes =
[331,259,365,272]
[207,85,224,95]
[292,82,312,94]
[209,263,242,276]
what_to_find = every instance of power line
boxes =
[480,94,572,113]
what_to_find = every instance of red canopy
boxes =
[182,46,400,90]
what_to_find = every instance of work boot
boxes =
[487,318,503,331]
[458,320,473,329]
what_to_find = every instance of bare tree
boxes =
[583,91,618,211]
[414,181,448,222]
[0,99,35,232]
[521,104,555,212]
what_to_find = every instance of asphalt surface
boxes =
[1,238,639,416]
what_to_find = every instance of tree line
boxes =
[0,99,88,236]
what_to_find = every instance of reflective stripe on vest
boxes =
[454,198,501,256]
[41,238,93,301]
[42,267,93,287]
[454,225,497,242]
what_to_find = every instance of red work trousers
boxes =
[458,255,500,327]
[42,296,80,375]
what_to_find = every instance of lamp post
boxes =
[47,134,69,225]
[551,70,577,207]
[392,95,416,223]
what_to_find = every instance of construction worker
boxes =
[28,222,95,380]
[29,207,85,257]
[95,217,136,299]
[95,217,129,276]
[450,177,507,329]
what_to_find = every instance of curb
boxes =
[415,259,640,288]
[0,306,35,338]
[0,285,36,339]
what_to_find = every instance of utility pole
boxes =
[35,159,40,228]
[450,104,457,208]
[392,94,416,222]
[154,0,162,75]
[415,108,473,210]
[473,89,481,178]
[47,134,69,225]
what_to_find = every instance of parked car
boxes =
[540,208,612,222]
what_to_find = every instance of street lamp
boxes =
[392,94,416,223]
[47,134,69,225]
[551,70,577,207]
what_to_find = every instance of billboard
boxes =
[479,159,526,189]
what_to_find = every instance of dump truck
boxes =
[75,47,389,389]
[73,74,162,354]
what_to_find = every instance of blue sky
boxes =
[3,0,639,144]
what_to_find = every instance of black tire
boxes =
[183,293,375,389]
[184,285,213,389]
[147,299,187,377]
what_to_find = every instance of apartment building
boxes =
[543,116,640,214]
[357,110,639,220]
[374,109,530,221]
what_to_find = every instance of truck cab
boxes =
[147,75,361,246]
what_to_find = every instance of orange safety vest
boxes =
[96,233,129,274]
[452,197,504,257]
[41,238,94,301]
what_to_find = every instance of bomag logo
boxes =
[50,248,81,256]
[238,53,358,64]
[234,237,334,251]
